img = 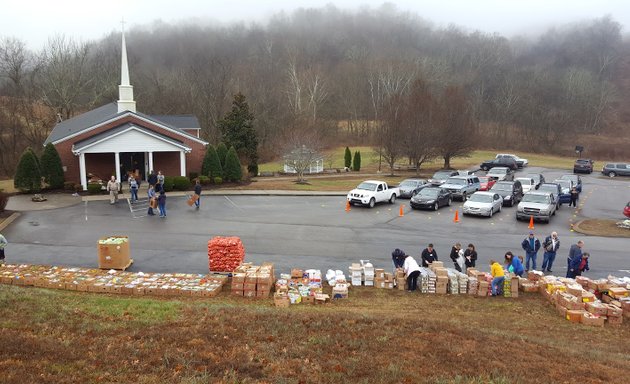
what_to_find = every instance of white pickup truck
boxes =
[347,180,399,208]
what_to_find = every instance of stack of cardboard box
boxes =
[231,263,274,298]
[395,268,406,291]
[363,262,375,287]
[274,269,325,306]
[349,263,363,286]
[457,272,468,294]
[446,270,459,294]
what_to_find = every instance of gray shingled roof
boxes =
[73,123,188,152]
[44,103,203,145]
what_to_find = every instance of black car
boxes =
[573,159,594,174]
[410,187,452,211]
[480,157,518,171]
[490,180,523,207]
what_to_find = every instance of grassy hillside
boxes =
[1,285,628,383]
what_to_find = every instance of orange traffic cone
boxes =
[345,200,351,212]
[528,216,535,230]
[399,204,404,217]
[453,210,460,223]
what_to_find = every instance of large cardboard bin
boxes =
[98,236,132,270]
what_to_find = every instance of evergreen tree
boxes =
[223,146,243,182]
[14,147,42,193]
[353,150,361,171]
[40,143,65,189]
[217,93,258,175]
[216,142,228,168]
[344,146,352,169]
[201,144,223,180]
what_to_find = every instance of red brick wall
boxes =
[86,153,116,180]
[153,152,179,177]
[53,114,206,185]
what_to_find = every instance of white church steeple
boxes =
[117,20,136,113]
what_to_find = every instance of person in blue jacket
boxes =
[504,251,524,277]
[566,240,584,278]
[392,248,406,270]
[521,231,541,271]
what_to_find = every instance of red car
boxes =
[624,202,630,218]
[478,176,497,191]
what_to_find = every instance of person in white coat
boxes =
[403,253,421,292]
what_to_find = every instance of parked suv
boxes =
[480,157,518,171]
[490,180,523,207]
[538,182,562,209]
[486,167,514,181]
[439,175,480,201]
[602,163,630,178]
[573,159,594,174]
[429,170,459,185]
[496,153,528,168]
[516,191,557,223]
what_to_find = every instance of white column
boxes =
[115,152,121,182]
[148,151,154,174]
[79,153,87,191]
[180,151,186,176]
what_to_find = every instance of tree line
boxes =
[1,5,627,177]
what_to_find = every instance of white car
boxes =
[496,153,528,168]
[462,191,503,217]
[515,177,536,193]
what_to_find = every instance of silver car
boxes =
[516,191,557,223]
[462,192,503,217]
[398,178,428,198]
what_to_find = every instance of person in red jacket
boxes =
[576,252,590,276]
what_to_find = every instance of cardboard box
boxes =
[566,310,585,323]
[97,236,131,270]
[231,289,243,296]
[477,282,489,297]
[274,294,290,308]
[607,315,623,326]
[581,291,596,303]
[243,283,257,291]
[585,302,608,316]
[397,277,407,290]
[581,312,605,327]
[608,287,629,298]
[435,268,448,277]
[302,295,315,304]
[291,269,304,278]
[383,272,393,282]
[374,279,385,289]
[374,269,385,279]
[606,304,623,317]
[383,282,394,289]
[556,303,568,317]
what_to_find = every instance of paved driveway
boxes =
[3,167,630,278]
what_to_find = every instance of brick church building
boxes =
[44,31,207,190]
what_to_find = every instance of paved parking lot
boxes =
[3,167,629,278]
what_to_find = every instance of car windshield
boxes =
[400,180,419,188]
[522,194,550,204]
[445,178,466,185]
[419,189,439,198]
[555,180,571,189]
[432,172,452,179]
[516,178,532,185]
[479,176,490,182]
[489,168,507,174]
[491,183,512,191]
[356,182,377,191]
[560,175,577,182]
[576,160,590,164]
[468,194,492,203]
[539,185,556,193]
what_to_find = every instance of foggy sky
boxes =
[1,0,628,50]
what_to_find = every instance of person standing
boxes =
[128,175,139,202]
[157,170,165,192]
[576,252,590,276]
[521,231,541,271]
[402,253,421,292]
[157,190,167,218]
[449,243,464,272]
[106,176,120,204]
[421,243,438,267]
[148,170,158,188]
[490,259,505,296]
[193,179,202,209]
[566,240,584,278]
[464,243,477,269]
[541,231,560,273]
[504,251,524,277]
[147,185,156,216]
[569,187,579,208]
[0,233,7,264]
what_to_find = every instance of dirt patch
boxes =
[573,219,630,238]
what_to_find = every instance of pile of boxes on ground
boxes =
[0,263,227,297]
[273,269,330,307]
[230,262,274,298]
[520,271,629,327]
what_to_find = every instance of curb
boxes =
[571,219,630,238]
[0,212,21,231]
[81,190,349,202]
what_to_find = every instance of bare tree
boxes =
[280,123,323,183]
[435,86,477,169]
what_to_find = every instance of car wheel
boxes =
[389,194,396,204]
[481,166,488,171]
[489,208,493,218]
[447,198,452,206]
[498,205,502,213]
[368,198,375,208]
[434,202,439,211]
[608,171,617,178]
[552,209,556,216]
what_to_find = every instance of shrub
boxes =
[202,144,223,180]
[198,175,211,185]
[63,182,76,191]
[173,176,191,191]
[247,163,259,176]
[223,146,243,182]
[14,147,42,193]
[0,191,8,212]
[188,172,199,181]
[162,176,175,192]
[344,146,352,169]
[213,176,223,184]
[87,183,102,194]
[216,142,228,168]
[40,143,65,189]
[352,150,361,171]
